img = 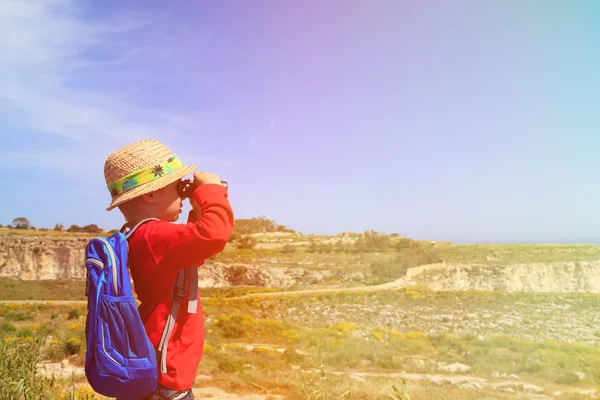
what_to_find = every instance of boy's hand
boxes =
[189,172,222,219]
[193,172,222,186]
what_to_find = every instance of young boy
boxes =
[104,139,234,399]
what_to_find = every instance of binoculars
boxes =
[178,179,228,199]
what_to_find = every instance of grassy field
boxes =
[435,243,600,265]
[2,230,600,398]
[1,287,599,399]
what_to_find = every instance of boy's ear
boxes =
[140,191,157,204]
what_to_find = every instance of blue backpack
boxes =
[84,218,199,398]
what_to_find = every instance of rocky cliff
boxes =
[408,262,600,293]
[0,235,89,279]
[2,235,600,294]
[0,235,342,287]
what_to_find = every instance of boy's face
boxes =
[154,180,184,222]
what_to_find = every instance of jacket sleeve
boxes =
[144,184,234,271]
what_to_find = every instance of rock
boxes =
[492,381,544,394]
[459,383,477,390]
[349,374,367,382]
[36,361,84,379]
[574,371,586,381]
[194,374,212,382]
[521,383,544,393]
[348,272,365,281]
[572,388,597,396]
[438,363,471,373]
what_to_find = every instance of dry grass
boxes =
[2,290,600,398]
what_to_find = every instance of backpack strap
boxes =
[156,266,199,373]
[188,267,198,314]
[121,218,160,238]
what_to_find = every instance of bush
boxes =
[4,311,32,322]
[371,245,441,282]
[228,231,241,243]
[68,224,102,233]
[354,230,392,252]
[66,224,81,233]
[82,224,102,233]
[2,323,17,336]
[556,372,581,384]
[282,244,296,254]
[43,338,65,361]
[282,346,304,363]
[227,266,248,285]
[308,242,334,253]
[216,314,253,338]
[217,355,243,373]
[0,336,62,398]
[64,337,82,356]
[236,236,257,250]
[234,216,296,234]
[67,309,80,320]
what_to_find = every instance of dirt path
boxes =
[0,263,445,305]
[227,262,445,299]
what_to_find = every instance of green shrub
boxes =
[227,266,248,285]
[0,336,62,398]
[67,309,80,320]
[2,323,17,336]
[43,338,66,361]
[556,372,581,384]
[282,346,304,363]
[4,310,32,321]
[64,337,82,356]
[371,245,441,282]
[216,314,253,338]
[18,328,34,338]
[217,355,243,373]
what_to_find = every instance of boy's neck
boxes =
[124,210,161,228]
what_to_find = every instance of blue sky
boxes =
[1,1,599,243]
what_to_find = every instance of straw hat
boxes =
[104,139,197,211]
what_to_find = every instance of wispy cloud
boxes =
[250,118,276,144]
[0,0,223,174]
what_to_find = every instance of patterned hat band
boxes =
[107,155,183,198]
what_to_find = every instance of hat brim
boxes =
[106,164,197,211]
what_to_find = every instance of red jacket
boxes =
[127,184,234,390]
